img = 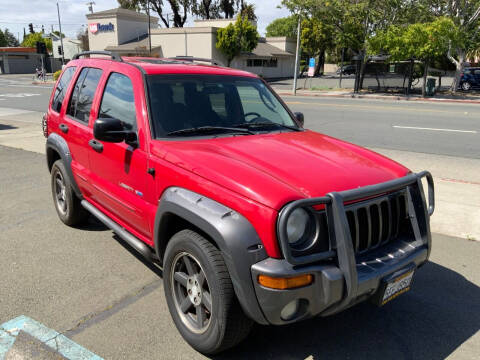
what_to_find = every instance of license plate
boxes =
[375,269,415,306]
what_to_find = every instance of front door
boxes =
[88,69,152,239]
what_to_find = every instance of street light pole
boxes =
[292,16,301,96]
[56,1,65,65]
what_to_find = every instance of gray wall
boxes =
[0,54,62,74]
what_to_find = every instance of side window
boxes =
[67,67,102,123]
[98,73,137,131]
[51,67,76,113]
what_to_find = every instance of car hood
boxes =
[157,130,409,210]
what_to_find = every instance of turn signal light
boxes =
[258,274,313,290]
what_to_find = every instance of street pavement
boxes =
[0,74,479,359]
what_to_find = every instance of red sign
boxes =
[89,23,98,34]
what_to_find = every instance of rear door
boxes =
[62,66,104,197]
[87,65,153,239]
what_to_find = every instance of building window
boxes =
[246,58,278,68]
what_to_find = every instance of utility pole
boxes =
[292,16,301,95]
[57,1,65,65]
[147,0,152,55]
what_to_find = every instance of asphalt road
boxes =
[0,145,478,359]
[283,95,480,159]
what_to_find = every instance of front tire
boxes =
[51,160,88,226]
[163,230,252,354]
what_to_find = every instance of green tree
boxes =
[369,17,455,96]
[118,0,195,27]
[220,0,235,18]
[239,2,256,21]
[192,0,220,19]
[0,30,7,47]
[265,15,299,38]
[301,17,334,74]
[216,16,259,66]
[21,32,52,52]
[2,29,19,47]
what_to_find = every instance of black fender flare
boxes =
[46,133,83,199]
[154,187,269,324]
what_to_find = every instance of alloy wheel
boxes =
[462,82,471,91]
[54,171,67,215]
[171,252,212,334]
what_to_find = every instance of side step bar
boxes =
[81,200,157,262]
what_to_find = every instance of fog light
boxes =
[281,300,299,321]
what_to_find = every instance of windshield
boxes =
[146,75,298,137]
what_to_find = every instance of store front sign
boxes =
[89,22,115,34]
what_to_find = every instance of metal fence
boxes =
[354,57,423,95]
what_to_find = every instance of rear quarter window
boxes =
[51,67,76,113]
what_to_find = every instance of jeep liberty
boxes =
[43,51,435,354]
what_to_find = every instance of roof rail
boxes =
[72,51,123,62]
[170,56,224,67]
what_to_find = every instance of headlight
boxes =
[286,208,317,250]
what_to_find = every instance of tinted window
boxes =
[99,73,136,131]
[146,75,296,136]
[51,67,76,113]
[473,69,480,75]
[67,68,102,123]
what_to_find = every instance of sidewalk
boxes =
[273,87,480,104]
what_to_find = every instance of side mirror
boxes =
[294,112,304,127]
[94,118,136,144]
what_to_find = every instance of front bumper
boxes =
[250,171,434,325]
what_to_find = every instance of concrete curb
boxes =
[274,89,480,104]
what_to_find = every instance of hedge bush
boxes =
[53,70,62,81]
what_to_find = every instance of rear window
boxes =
[51,67,76,113]
[67,67,102,123]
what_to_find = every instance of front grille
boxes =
[345,190,408,253]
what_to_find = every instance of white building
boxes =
[51,34,83,62]
[86,8,295,79]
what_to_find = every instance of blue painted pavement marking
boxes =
[0,315,103,359]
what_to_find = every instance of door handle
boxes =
[88,139,103,153]
[59,123,69,133]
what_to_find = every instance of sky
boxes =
[0,0,291,43]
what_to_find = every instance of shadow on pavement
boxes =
[76,216,109,232]
[216,261,480,359]
[0,124,17,131]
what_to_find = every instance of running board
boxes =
[81,200,157,262]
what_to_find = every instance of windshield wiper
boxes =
[166,126,255,137]
[233,122,301,132]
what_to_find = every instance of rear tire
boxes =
[51,160,88,226]
[163,230,252,354]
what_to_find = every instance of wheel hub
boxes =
[187,275,202,306]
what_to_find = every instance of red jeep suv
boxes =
[43,51,435,355]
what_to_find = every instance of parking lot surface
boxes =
[0,145,478,359]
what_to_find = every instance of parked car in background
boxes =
[336,64,356,75]
[459,67,480,91]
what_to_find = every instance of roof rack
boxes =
[169,56,224,67]
[72,51,123,62]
